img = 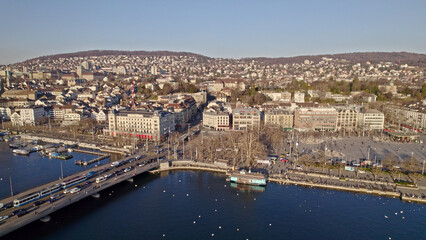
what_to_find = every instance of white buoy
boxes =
[135,184,138,187]
[163,234,166,237]
[199,215,201,218]
[384,215,388,218]
[211,233,214,237]
[269,223,272,226]
[237,228,239,231]
[214,209,217,212]
[218,226,221,229]
[187,194,189,196]
[193,221,196,224]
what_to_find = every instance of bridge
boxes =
[0,154,160,237]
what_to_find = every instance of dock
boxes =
[73,149,110,166]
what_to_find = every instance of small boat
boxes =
[13,149,30,155]
[40,216,51,223]
[9,142,23,148]
[56,154,73,160]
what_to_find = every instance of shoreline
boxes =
[151,163,426,205]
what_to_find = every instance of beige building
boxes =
[293,92,305,103]
[294,107,337,131]
[232,108,261,130]
[108,110,175,141]
[203,109,230,131]
[336,107,359,131]
[264,109,293,129]
[359,109,385,130]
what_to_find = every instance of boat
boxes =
[49,152,60,157]
[56,154,73,160]
[227,170,267,186]
[13,149,30,155]
[40,216,51,223]
[9,142,23,148]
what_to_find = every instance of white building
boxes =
[11,106,46,126]
[294,92,305,103]
[203,109,230,131]
[359,109,385,130]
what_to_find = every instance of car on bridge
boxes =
[0,215,9,222]
[70,187,81,194]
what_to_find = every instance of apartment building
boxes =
[232,108,261,130]
[264,109,293,129]
[108,110,175,141]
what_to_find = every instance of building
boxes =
[359,109,384,130]
[294,107,337,131]
[62,112,84,126]
[1,90,37,100]
[293,92,305,103]
[203,109,230,131]
[232,108,261,130]
[11,106,46,126]
[336,107,359,131]
[108,110,175,141]
[264,109,293,129]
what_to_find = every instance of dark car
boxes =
[11,209,26,216]
[16,209,28,218]
[33,200,45,207]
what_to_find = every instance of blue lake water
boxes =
[2,170,425,240]
[0,142,110,199]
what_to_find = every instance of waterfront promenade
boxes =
[151,160,426,204]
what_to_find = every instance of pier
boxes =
[73,149,110,166]
[0,154,160,237]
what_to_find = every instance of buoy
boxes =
[186,194,189,196]
[135,184,138,187]
[384,215,388,218]
[269,223,272,226]
[199,215,201,218]
[214,209,217,212]
[218,226,221,229]
[211,234,214,237]
[163,190,166,193]
[163,234,166,237]
[237,228,239,231]
[193,221,196,224]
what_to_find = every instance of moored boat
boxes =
[227,170,267,186]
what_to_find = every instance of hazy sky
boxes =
[0,0,425,64]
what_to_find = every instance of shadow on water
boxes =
[2,172,159,240]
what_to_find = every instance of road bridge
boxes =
[0,155,160,237]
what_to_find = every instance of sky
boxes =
[0,0,425,64]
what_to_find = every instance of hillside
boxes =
[246,52,426,66]
[22,50,211,63]
[17,50,426,67]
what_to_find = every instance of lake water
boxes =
[0,142,111,199]
[2,170,425,240]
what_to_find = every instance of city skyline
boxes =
[1,0,426,65]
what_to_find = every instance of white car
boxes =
[0,215,9,222]
[63,188,71,194]
[70,187,81,194]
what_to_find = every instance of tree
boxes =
[351,76,361,91]
[382,153,397,171]
[162,83,173,95]
[402,156,421,173]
